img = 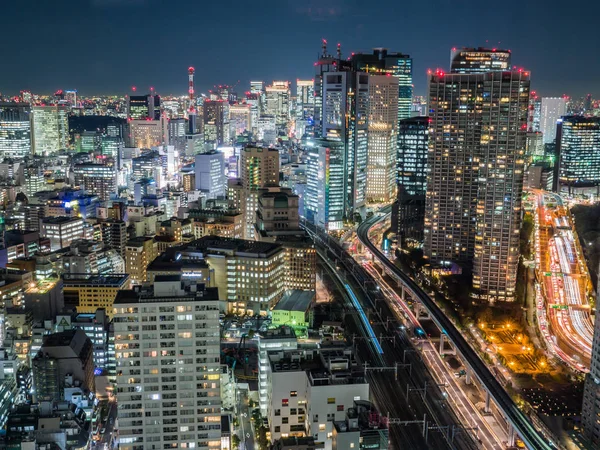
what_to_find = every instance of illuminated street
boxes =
[532,189,593,370]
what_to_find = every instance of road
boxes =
[238,392,255,450]
[532,189,593,371]
[351,208,557,450]
[362,260,507,449]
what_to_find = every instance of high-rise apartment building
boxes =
[366,74,398,202]
[425,69,530,302]
[31,105,69,155]
[540,97,567,144]
[305,138,345,230]
[125,236,157,285]
[450,47,511,74]
[73,163,117,201]
[396,117,429,246]
[556,116,600,196]
[195,151,226,199]
[114,276,221,450]
[0,102,31,159]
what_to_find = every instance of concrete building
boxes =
[424,69,530,302]
[125,236,157,285]
[113,276,221,450]
[100,219,127,258]
[31,329,94,403]
[366,74,398,203]
[40,217,85,251]
[332,401,389,450]
[195,151,226,199]
[61,239,125,275]
[540,97,567,144]
[62,273,130,316]
[271,290,314,333]
[128,117,168,148]
[72,163,117,201]
[31,105,69,155]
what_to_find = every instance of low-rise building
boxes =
[62,273,130,317]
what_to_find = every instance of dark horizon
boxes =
[3,0,599,98]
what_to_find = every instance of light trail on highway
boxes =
[531,189,593,371]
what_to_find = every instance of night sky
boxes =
[4,0,599,98]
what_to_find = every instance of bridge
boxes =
[349,207,558,450]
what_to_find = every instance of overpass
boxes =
[352,207,557,450]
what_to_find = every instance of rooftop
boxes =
[62,273,130,287]
[274,290,315,312]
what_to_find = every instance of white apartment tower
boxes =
[540,97,567,144]
[114,276,221,450]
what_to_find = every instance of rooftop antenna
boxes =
[337,43,341,60]
[322,39,327,57]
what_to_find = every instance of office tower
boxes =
[528,91,541,132]
[425,69,530,302]
[65,90,77,107]
[100,135,123,158]
[125,236,157,285]
[113,276,221,450]
[396,117,429,246]
[31,105,69,155]
[265,81,291,128]
[349,47,413,123]
[31,329,94,403]
[296,79,315,120]
[525,131,544,163]
[321,69,369,216]
[62,273,129,316]
[203,100,225,147]
[0,102,31,158]
[195,151,226,199]
[450,47,511,73]
[305,138,345,230]
[540,97,567,144]
[128,117,168,148]
[40,217,85,251]
[168,117,187,154]
[229,104,251,139]
[240,146,280,238]
[556,116,600,196]
[255,187,317,291]
[127,94,160,120]
[100,219,127,257]
[366,74,398,202]
[73,163,117,201]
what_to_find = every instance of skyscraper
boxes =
[540,97,567,144]
[168,117,187,154]
[450,47,511,74]
[114,276,221,450]
[425,68,530,302]
[366,74,398,202]
[127,94,160,120]
[203,100,225,147]
[195,151,226,199]
[0,102,31,159]
[31,105,69,155]
[305,138,346,230]
[264,81,291,128]
[556,116,600,196]
[396,116,429,245]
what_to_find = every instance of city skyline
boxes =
[3,0,600,97]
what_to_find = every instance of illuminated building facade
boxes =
[229,104,251,139]
[396,117,429,245]
[425,70,530,302]
[62,273,129,316]
[203,100,225,147]
[450,47,511,74]
[0,102,31,158]
[195,151,226,199]
[540,97,567,144]
[31,106,69,155]
[73,163,117,201]
[114,277,221,450]
[305,138,345,230]
[366,74,398,202]
[128,117,168,148]
[40,217,85,251]
[127,94,160,120]
[125,236,157,285]
[556,116,600,196]
[265,81,291,128]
